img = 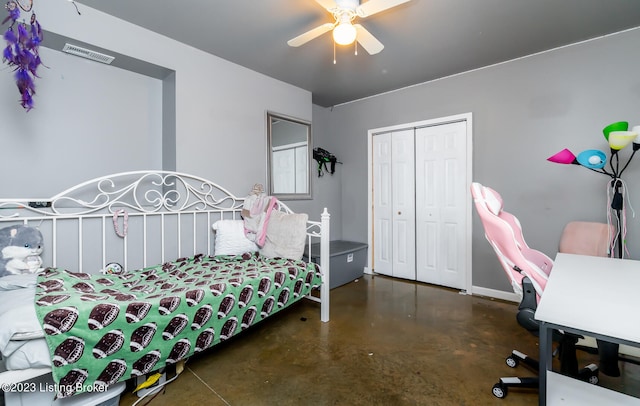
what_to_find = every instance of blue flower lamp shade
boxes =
[576,149,607,169]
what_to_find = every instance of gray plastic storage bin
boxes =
[305,240,368,289]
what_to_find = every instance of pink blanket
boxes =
[241,194,277,247]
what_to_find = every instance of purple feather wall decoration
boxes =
[2,1,42,111]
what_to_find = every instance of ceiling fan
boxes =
[287,0,411,55]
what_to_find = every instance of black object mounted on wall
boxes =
[313,147,342,177]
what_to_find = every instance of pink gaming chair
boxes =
[471,182,552,301]
[471,182,598,399]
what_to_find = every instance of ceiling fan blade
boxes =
[314,0,337,12]
[287,23,335,47]
[356,0,411,18]
[354,24,384,54]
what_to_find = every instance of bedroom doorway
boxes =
[367,113,473,292]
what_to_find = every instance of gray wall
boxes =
[5,1,639,294]
[8,0,312,204]
[0,47,163,196]
[312,28,640,293]
[283,105,343,241]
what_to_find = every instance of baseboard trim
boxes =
[359,271,520,303]
[471,286,520,303]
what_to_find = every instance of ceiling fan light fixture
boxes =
[288,0,411,54]
[333,21,357,45]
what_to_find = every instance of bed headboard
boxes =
[0,171,330,279]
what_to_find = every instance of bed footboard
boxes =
[303,208,330,322]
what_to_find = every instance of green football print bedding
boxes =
[34,252,323,398]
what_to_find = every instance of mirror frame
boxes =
[266,112,312,200]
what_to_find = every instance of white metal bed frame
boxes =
[0,170,330,386]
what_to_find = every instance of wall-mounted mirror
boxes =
[267,112,312,200]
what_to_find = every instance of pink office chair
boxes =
[471,182,598,399]
[471,183,551,300]
[559,221,613,258]
[558,221,640,377]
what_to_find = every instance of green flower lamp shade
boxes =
[547,148,577,164]
[609,131,637,150]
[576,149,607,169]
[603,121,628,141]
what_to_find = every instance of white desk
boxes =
[535,253,640,405]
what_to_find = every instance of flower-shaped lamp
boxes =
[603,121,629,141]
[576,149,607,169]
[632,125,640,151]
[609,131,637,151]
[547,148,578,164]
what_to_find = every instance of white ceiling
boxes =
[74,0,640,107]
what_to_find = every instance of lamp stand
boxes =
[548,125,639,259]
[610,178,624,259]
[606,145,637,258]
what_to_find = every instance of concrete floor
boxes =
[118,274,639,406]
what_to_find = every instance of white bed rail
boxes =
[0,170,330,316]
[304,208,331,322]
[0,171,330,389]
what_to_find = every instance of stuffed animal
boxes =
[0,225,44,277]
[101,262,124,275]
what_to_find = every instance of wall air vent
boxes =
[62,43,115,64]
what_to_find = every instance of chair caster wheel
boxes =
[578,364,599,385]
[505,355,519,368]
[581,370,598,385]
[492,382,507,398]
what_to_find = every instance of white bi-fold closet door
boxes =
[371,117,470,290]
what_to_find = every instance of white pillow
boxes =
[0,285,44,353]
[212,220,259,256]
[0,273,38,290]
[260,211,308,260]
[3,339,51,370]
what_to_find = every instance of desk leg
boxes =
[539,322,553,406]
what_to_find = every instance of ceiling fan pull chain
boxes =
[355,40,358,56]
[333,41,337,64]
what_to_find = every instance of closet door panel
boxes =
[415,127,442,284]
[294,146,308,193]
[272,149,295,194]
[415,122,467,288]
[440,122,467,288]
[391,130,416,280]
[416,150,438,281]
[373,133,393,276]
